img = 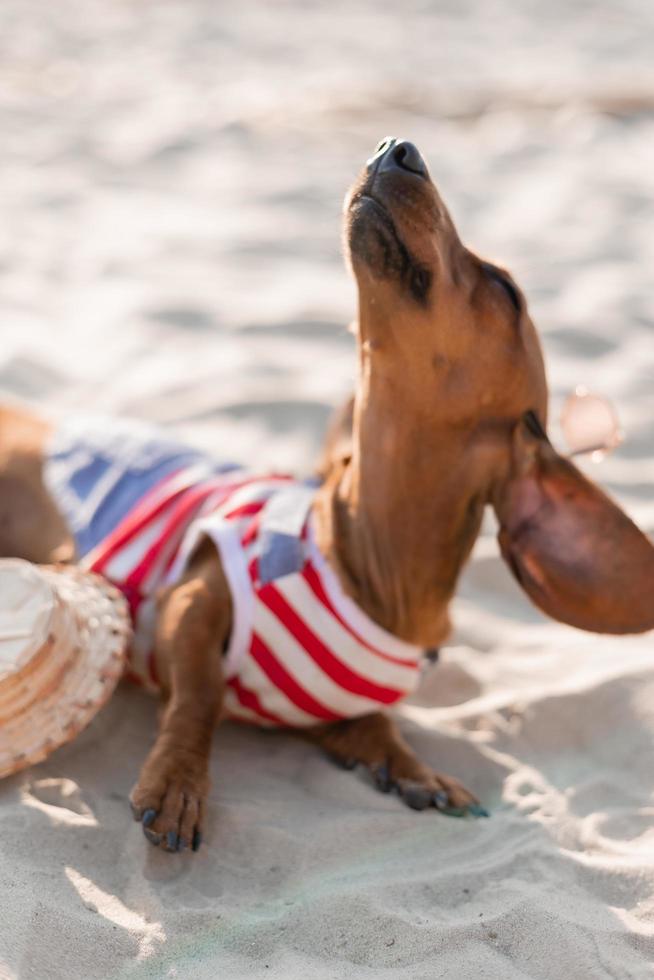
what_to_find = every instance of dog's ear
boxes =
[493,412,654,634]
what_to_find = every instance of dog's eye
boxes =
[482,263,521,313]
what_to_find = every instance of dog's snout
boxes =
[378,140,428,178]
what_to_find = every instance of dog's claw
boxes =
[468,804,490,818]
[166,831,179,852]
[371,763,392,792]
[192,829,202,852]
[441,805,467,818]
[143,827,162,846]
[142,808,157,828]
[401,783,433,810]
[433,791,449,810]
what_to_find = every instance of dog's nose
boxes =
[366,136,397,169]
[376,139,428,178]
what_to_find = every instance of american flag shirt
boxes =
[45,416,425,728]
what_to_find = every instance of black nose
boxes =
[377,139,428,178]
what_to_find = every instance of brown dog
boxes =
[1,138,653,853]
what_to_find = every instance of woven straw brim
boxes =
[0,565,131,779]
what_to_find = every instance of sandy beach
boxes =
[1,1,654,977]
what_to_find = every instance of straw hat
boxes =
[0,559,131,779]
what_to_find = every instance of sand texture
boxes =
[1,1,654,977]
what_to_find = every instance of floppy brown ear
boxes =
[493,413,654,634]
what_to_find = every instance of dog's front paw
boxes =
[319,713,488,818]
[372,763,488,817]
[129,747,208,853]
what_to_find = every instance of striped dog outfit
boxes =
[45,416,426,728]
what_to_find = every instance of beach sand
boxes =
[1,1,654,977]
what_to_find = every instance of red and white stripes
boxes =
[221,510,423,728]
[83,467,424,726]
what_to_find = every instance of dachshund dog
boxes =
[1,138,653,853]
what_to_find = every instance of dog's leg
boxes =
[129,538,232,852]
[0,405,75,563]
[302,712,487,816]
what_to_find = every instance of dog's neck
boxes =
[314,349,487,648]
